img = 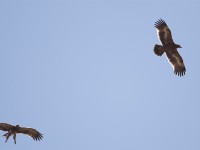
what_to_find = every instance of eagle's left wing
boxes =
[166,48,186,76]
[17,127,43,141]
[0,123,14,131]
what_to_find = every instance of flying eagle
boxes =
[0,123,43,144]
[153,19,186,76]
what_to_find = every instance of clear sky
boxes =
[0,0,200,150]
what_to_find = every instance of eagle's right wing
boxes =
[154,19,174,45]
[0,123,14,131]
[17,127,43,141]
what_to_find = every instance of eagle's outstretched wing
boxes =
[166,48,186,76]
[17,127,43,141]
[0,123,14,131]
[154,19,174,45]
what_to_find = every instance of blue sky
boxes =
[0,0,200,150]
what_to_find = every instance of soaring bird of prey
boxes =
[153,19,186,76]
[0,123,43,144]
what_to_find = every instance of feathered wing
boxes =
[0,123,14,131]
[165,48,186,76]
[154,19,174,45]
[17,127,43,141]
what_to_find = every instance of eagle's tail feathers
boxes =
[154,44,164,56]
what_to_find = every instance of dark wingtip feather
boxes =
[37,134,43,141]
[33,133,43,141]
[154,18,167,28]
[174,68,186,77]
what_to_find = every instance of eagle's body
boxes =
[0,123,43,144]
[153,19,186,76]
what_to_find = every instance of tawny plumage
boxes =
[153,19,186,76]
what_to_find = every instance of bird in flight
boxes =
[153,19,186,76]
[0,123,43,144]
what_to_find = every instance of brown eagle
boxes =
[0,123,43,144]
[153,19,186,76]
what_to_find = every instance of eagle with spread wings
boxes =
[153,19,186,76]
[0,123,43,144]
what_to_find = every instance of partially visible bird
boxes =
[153,19,186,76]
[0,123,43,144]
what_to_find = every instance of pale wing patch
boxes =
[157,29,165,44]
[165,53,175,70]
[156,29,162,44]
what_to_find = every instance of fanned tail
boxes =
[153,44,164,56]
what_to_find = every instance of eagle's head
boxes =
[176,44,182,48]
[15,125,20,129]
